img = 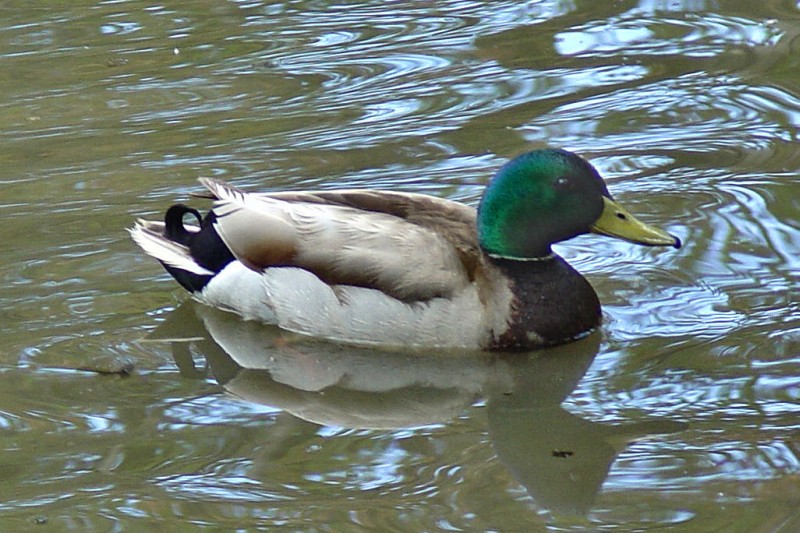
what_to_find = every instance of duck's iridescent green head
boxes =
[477,149,680,259]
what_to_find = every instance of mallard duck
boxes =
[131,149,680,351]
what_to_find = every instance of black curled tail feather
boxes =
[165,204,203,245]
[161,204,235,293]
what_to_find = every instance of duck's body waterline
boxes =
[130,149,680,351]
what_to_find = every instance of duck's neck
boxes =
[486,254,601,350]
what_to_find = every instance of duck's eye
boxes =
[553,176,574,192]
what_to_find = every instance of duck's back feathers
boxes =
[200,177,480,302]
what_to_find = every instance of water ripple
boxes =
[555,12,781,57]
[522,72,797,157]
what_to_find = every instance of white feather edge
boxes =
[199,177,254,210]
[129,220,214,276]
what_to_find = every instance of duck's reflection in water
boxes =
[152,303,685,515]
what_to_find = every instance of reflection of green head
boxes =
[477,149,610,259]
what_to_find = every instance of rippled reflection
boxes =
[150,303,685,516]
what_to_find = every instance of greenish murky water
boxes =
[1,0,799,530]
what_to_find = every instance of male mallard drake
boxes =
[130,149,680,351]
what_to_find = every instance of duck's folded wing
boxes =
[199,178,480,302]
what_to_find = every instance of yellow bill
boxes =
[591,197,681,248]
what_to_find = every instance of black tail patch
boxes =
[165,204,202,245]
[162,204,235,293]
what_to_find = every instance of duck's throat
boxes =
[487,255,601,350]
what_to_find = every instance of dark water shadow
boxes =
[149,302,686,516]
